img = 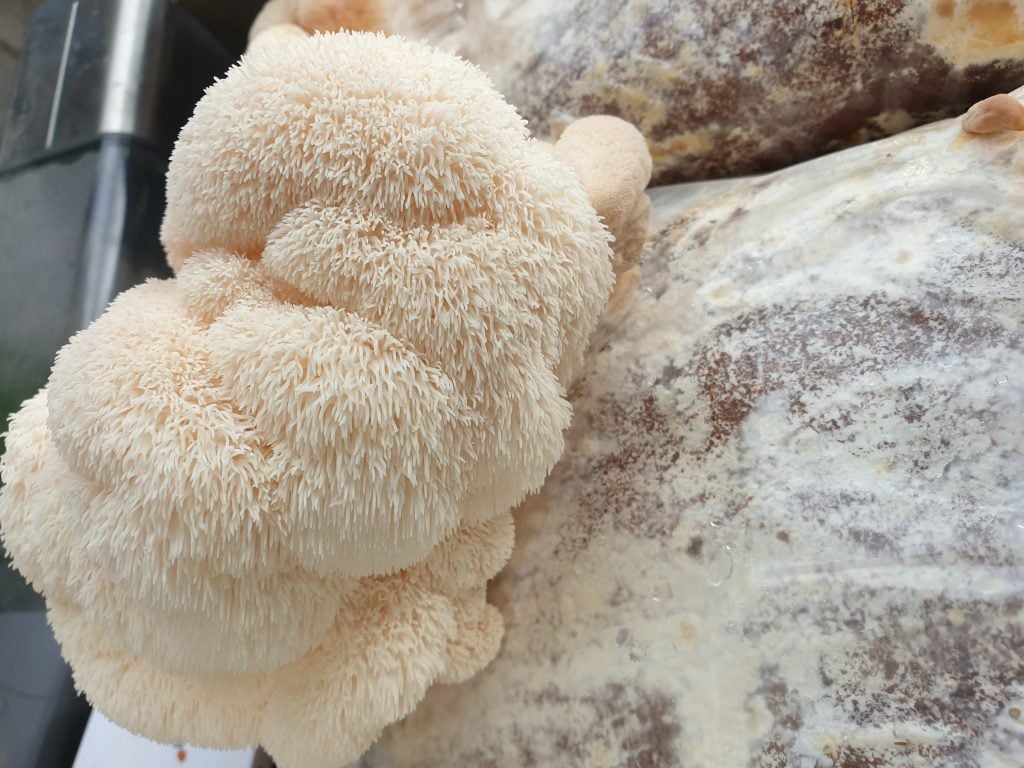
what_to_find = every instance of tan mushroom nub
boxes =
[250,0,394,43]
[555,115,653,273]
[962,93,1024,134]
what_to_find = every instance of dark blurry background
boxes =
[0,1,43,148]
[0,0,265,148]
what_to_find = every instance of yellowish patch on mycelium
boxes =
[924,0,1024,67]
[649,129,718,163]
[870,109,917,135]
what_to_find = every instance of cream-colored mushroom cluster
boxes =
[0,30,649,768]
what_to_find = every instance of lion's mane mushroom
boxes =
[0,28,650,768]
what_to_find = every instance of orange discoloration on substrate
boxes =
[927,0,1024,66]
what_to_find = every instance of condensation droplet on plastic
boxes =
[995,374,1009,385]
[651,583,674,603]
[707,545,734,587]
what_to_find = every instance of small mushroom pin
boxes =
[962,93,1024,134]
